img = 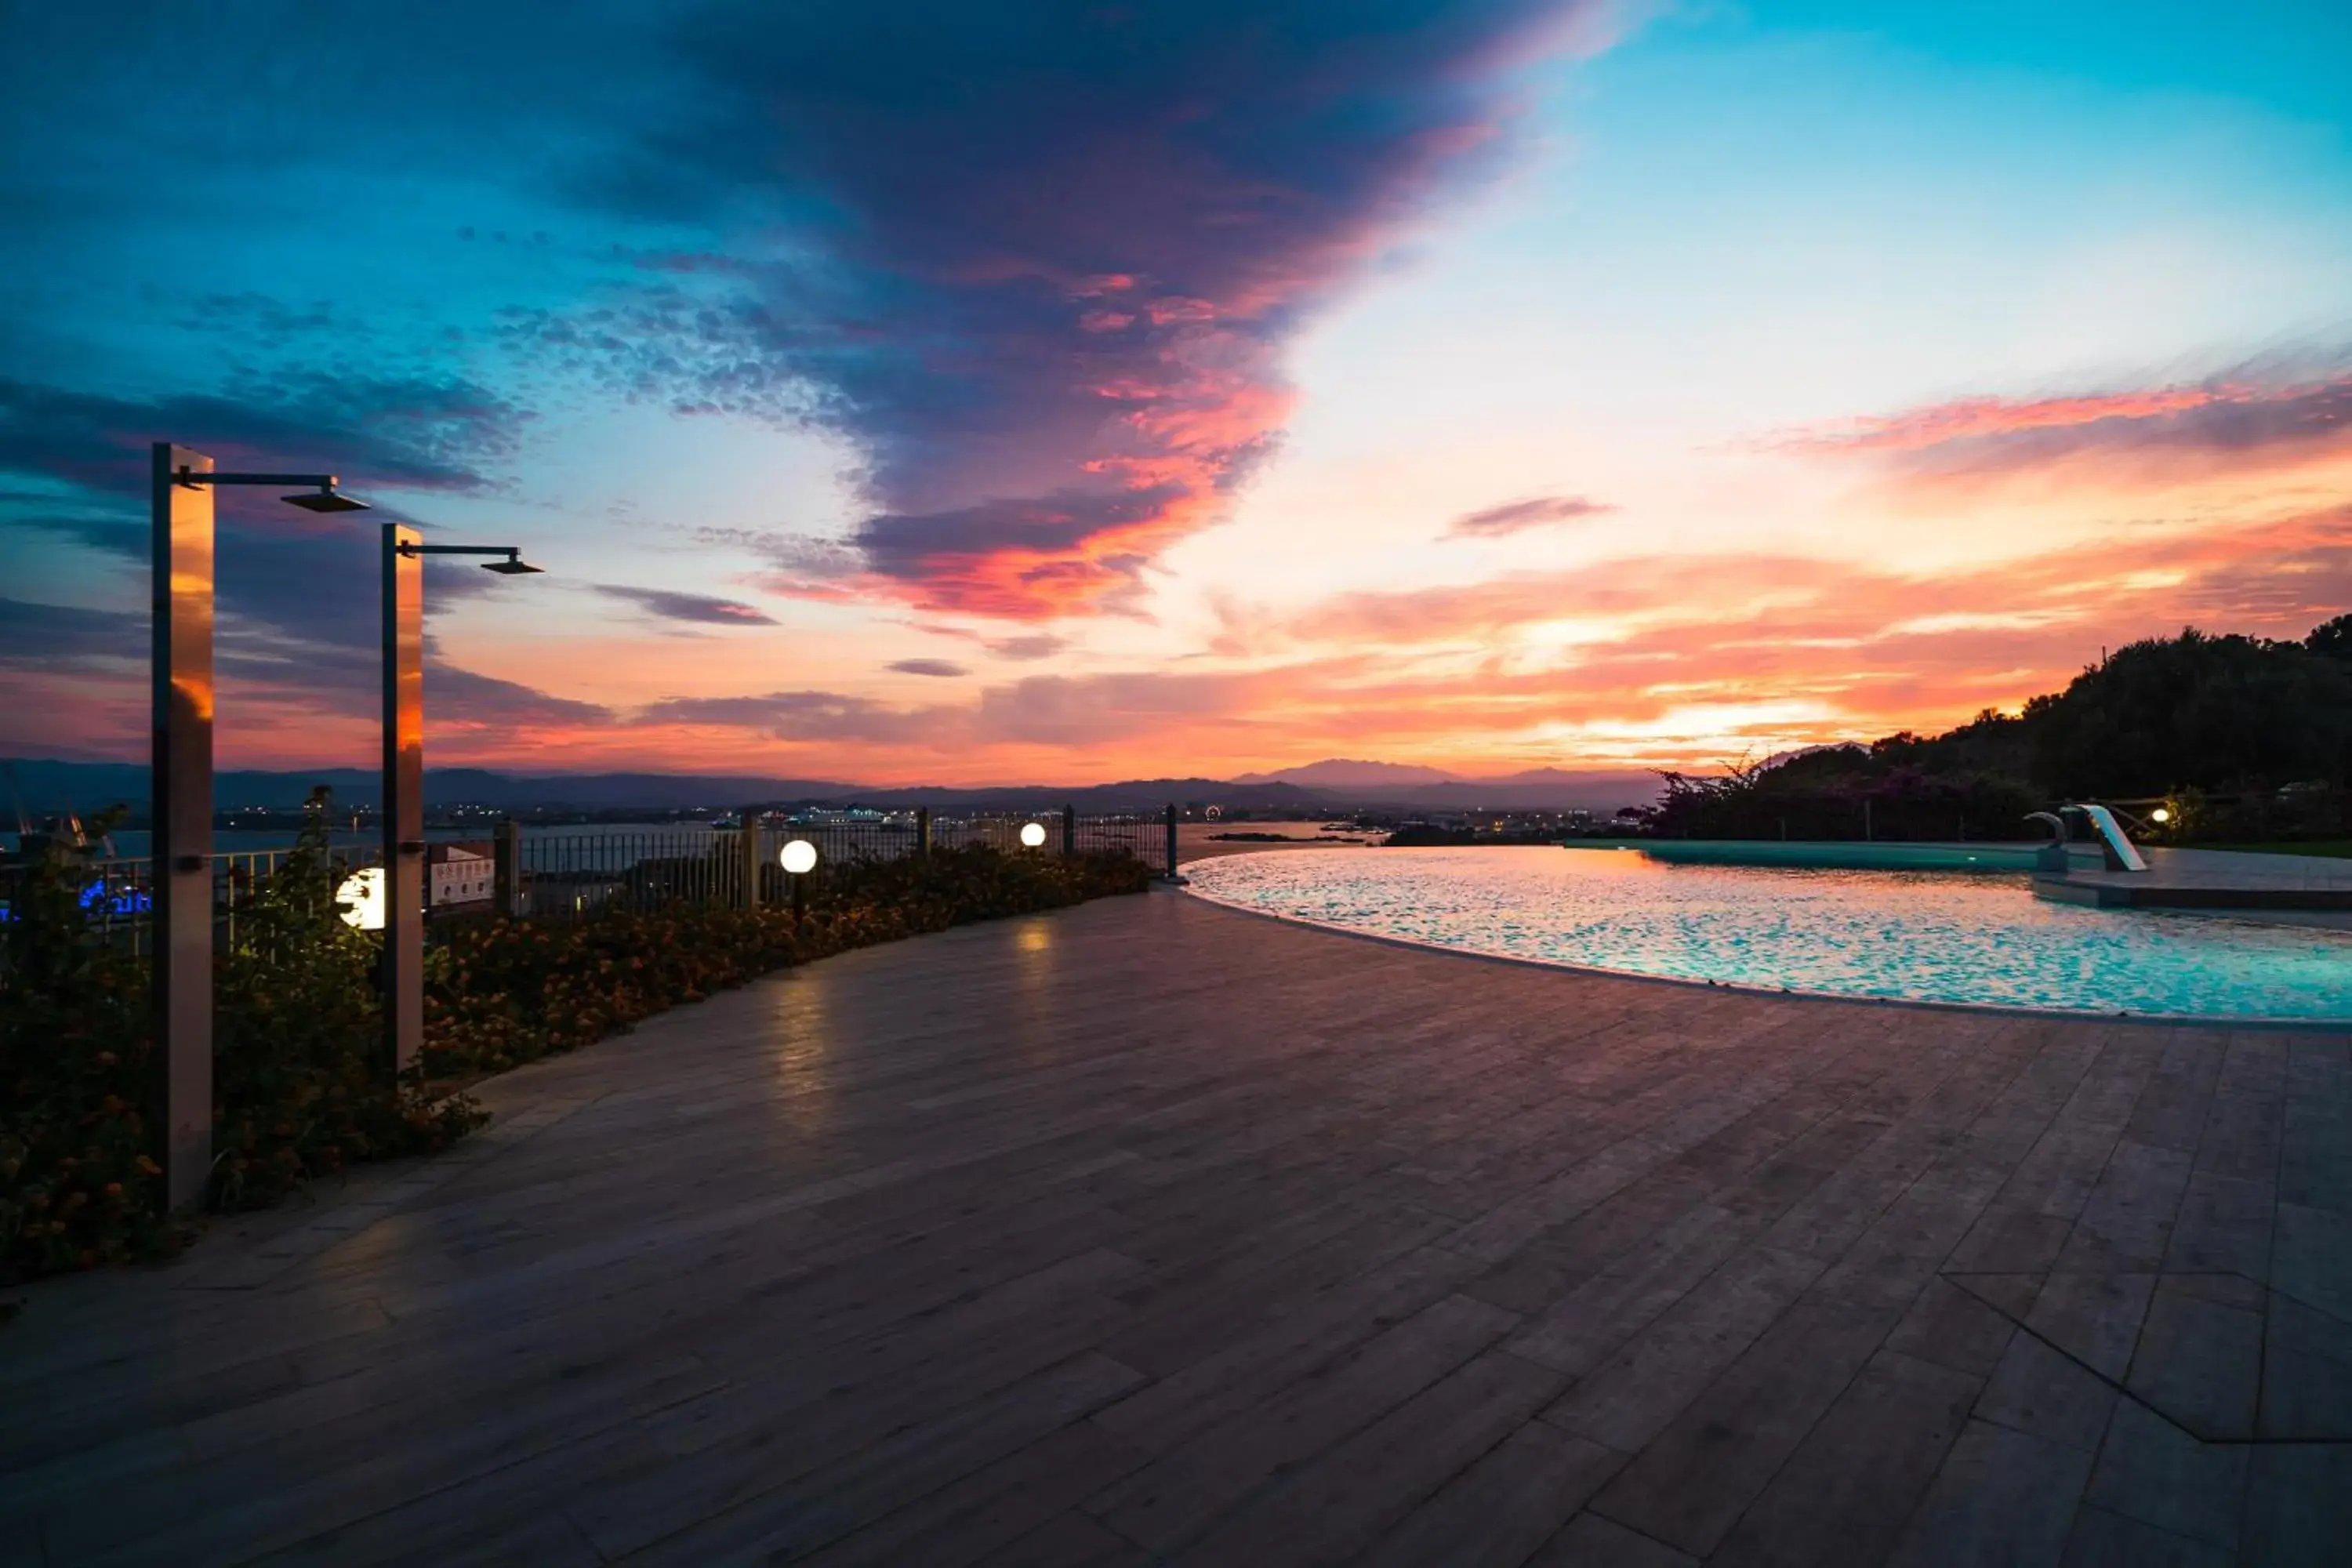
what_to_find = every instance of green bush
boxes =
[2,814,1149,1286]
[1,804,483,1283]
[205,817,485,1214]
[0,826,171,1279]
[1648,750,2042,842]
[423,846,1150,1079]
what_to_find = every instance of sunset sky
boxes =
[4,1,2349,784]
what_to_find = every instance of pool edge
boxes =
[1177,884,2352,1035]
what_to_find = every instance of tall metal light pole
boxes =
[151,448,368,1209]
[383,525,423,1080]
[150,452,542,1197]
[152,446,213,1210]
[381,533,542,1075]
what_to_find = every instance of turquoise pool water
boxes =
[1187,846,2352,1023]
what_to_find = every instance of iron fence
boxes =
[2,807,1179,948]
[2141,784,2350,845]
[518,827,754,921]
[509,809,1172,923]
[0,845,386,961]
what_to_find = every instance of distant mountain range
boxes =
[1232,759,1657,810]
[1232,759,1457,787]
[2,757,1661,818]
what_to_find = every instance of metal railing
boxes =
[0,845,385,960]
[2,806,1181,948]
[509,808,1174,923]
[519,826,754,921]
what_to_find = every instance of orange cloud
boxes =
[1290,554,1839,645]
[488,501,2339,779]
[25,480,2343,782]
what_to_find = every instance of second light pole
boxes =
[381,527,543,1073]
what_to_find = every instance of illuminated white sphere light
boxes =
[336,866,386,931]
[779,839,818,875]
[1019,821,1048,848]
[2150,807,2172,825]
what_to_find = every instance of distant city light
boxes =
[1019,821,1047,848]
[337,867,386,931]
[779,839,818,875]
[79,880,151,917]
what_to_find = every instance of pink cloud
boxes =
[1446,493,1617,539]
[1770,362,2352,491]
[625,3,1607,622]
[1770,385,2242,455]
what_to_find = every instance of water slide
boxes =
[2061,803,2149,873]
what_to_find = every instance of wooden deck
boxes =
[5,887,2350,1566]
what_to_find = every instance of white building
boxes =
[428,844,495,909]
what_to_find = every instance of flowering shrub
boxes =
[205,822,485,1214]
[423,846,1151,1079]
[2,807,482,1284]
[0,831,169,1280]
[2,814,1149,1285]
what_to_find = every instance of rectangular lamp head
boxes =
[281,488,370,513]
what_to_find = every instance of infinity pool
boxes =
[1186,847,2352,1023]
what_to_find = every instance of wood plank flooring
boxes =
[4,887,2350,1565]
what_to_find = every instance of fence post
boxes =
[740,818,763,909]
[1164,802,1178,880]
[1862,798,1873,841]
[495,820,523,918]
[1062,804,1076,858]
[916,806,931,858]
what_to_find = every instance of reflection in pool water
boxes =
[1185,846,2352,1024]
